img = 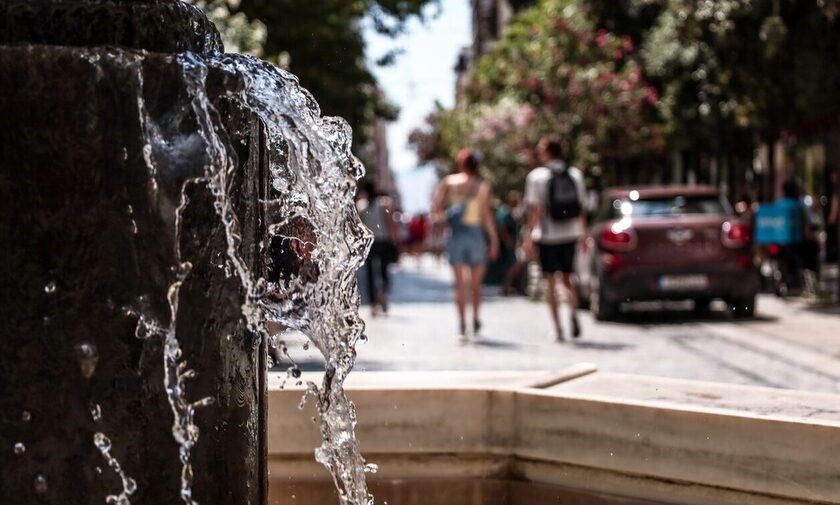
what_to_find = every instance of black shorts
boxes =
[537,241,577,274]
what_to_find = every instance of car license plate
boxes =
[658,274,709,291]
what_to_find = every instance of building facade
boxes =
[455,0,536,100]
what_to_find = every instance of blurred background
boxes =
[194,0,840,392]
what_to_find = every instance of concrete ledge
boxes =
[268,367,840,505]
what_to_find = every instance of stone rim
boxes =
[0,0,223,55]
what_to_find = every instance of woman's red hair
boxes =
[456,148,479,174]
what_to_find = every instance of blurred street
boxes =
[336,256,840,393]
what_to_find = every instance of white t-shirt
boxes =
[524,161,586,244]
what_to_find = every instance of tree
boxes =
[412,0,663,196]
[187,0,267,56]
[233,0,438,149]
[640,0,840,196]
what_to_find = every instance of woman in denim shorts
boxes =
[432,149,499,340]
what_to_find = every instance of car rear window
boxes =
[600,195,730,219]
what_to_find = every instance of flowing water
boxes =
[80,47,373,504]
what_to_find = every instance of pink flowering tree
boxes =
[411,0,663,195]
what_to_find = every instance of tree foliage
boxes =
[233,0,438,149]
[639,0,840,151]
[188,0,267,56]
[411,0,662,195]
[413,0,840,197]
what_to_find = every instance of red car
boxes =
[576,185,760,320]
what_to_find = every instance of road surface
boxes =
[278,256,840,394]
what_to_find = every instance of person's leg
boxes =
[502,259,526,295]
[538,243,563,340]
[365,254,378,313]
[470,264,486,334]
[378,250,390,313]
[451,264,468,336]
[545,273,563,340]
[558,241,581,337]
[559,273,581,337]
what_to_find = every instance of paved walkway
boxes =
[278,256,840,394]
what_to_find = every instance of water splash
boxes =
[174,52,373,503]
[93,432,137,505]
[83,44,372,504]
[204,54,374,505]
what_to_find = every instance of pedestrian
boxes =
[776,179,814,292]
[501,190,527,295]
[357,181,400,316]
[432,148,499,340]
[406,213,429,259]
[522,135,587,341]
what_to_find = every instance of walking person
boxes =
[357,181,400,316]
[432,149,499,340]
[523,136,587,341]
[501,190,528,295]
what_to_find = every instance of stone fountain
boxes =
[0,2,372,504]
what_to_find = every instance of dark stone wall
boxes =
[0,0,222,55]
[0,6,266,504]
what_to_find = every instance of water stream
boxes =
[85,47,373,504]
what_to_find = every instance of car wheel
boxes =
[590,281,617,321]
[731,296,756,318]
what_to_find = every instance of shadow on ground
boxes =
[468,338,521,350]
[605,301,779,326]
[569,340,632,351]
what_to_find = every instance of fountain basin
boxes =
[267,366,840,505]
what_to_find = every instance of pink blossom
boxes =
[622,36,635,53]
[645,86,659,106]
[596,29,608,48]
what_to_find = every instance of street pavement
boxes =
[281,256,840,394]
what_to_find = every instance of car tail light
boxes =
[721,221,750,248]
[600,225,636,252]
[767,243,781,256]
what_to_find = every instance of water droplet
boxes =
[94,432,111,453]
[129,220,138,235]
[33,474,48,494]
[302,341,310,351]
[121,148,128,161]
[288,366,301,379]
[90,403,102,423]
[21,411,31,422]
[363,463,378,474]
[95,466,103,475]
[75,342,99,379]
[14,442,25,455]
[44,281,57,294]
[359,334,368,343]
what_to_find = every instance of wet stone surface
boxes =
[0,30,263,505]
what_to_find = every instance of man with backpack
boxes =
[523,136,588,341]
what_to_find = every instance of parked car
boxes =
[576,185,760,320]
